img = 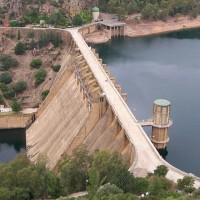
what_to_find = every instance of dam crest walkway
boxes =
[67,28,200,187]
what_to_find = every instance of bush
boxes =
[3,85,15,99]
[30,59,42,68]
[0,73,12,84]
[41,89,49,100]
[14,42,26,55]
[154,165,169,177]
[34,68,46,85]
[11,100,21,112]
[51,64,61,72]
[0,55,19,71]
[14,81,27,93]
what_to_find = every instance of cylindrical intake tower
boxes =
[150,99,172,149]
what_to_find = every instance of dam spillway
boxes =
[23,27,200,187]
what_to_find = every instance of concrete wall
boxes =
[0,113,34,129]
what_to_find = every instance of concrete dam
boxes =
[10,26,199,187]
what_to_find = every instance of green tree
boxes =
[11,100,21,112]
[41,89,49,100]
[3,85,15,99]
[51,64,61,72]
[30,59,42,68]
[14,42,26,55]
[96,183,123,199]
[0,73,12,84]
[34,68,47,85]
[0,187,11,200]
[72,14,83,26]
[14,81,27,93]
[154,165,169,177]
[11,187,31,200]
[177,176,195,190]
[0,54,19,71]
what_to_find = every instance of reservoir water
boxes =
[92,28,200,176]
[0,129,26,163]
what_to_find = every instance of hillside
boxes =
[0,28,69,109]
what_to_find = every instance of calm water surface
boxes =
[0,129,26,163]
[93,28,200,176]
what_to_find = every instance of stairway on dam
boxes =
[26,28,135,170]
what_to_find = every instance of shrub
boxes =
[11,100,21,112]
[14,81,27,93]
[41,89,49,100]
[34,68,46,85]
[0,73,12,84]
[51,64,61,72]
[3,85,15,99]
[0,83,8,92]
[14,42,26,55]
[30,59,42,68]
[0,55,19,71]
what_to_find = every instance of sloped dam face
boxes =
[25,28,135,169]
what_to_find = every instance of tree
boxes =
[30,59,42,68]
[72,14,83,26]
[41,89,49,100]
[96,183,123,198]
[34,68,47,85]
[0,73,12,84]
[14,81,27,93]
[177,176,195,190]
[11,100,21,112]
[0,55,19,71]
[14,42,26,55]
[154,165,169,177]
[51,64,61,72]
[0,187,11,200]
[3,85,15,99]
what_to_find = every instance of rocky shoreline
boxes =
[85,15,200,44]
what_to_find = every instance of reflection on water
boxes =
[0,129,26,163]
[92,28,200,176]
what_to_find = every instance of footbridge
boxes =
[19,26,200,187]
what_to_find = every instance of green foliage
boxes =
[72,11,92,26]
[0,72,12,84]
[149,175,173,197]
[0,55,19,71]
[72,14,83,26]
[60,145,91,193]
[14,81,27,93]
[3,85,15,99]
[96,183,123,198]
[50,11,68,27]
[11,100,21,112]
[14,42,26,55]
[30,58,42,68]
[0,187,11,200]
[132,177,149,194]
[34,68,47,85]
[98,0,200,20]
[51,64,61,72]
[177,176,195,190]
[41,89,49,100]
[38,32,62,48]
[154,165,169,177]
